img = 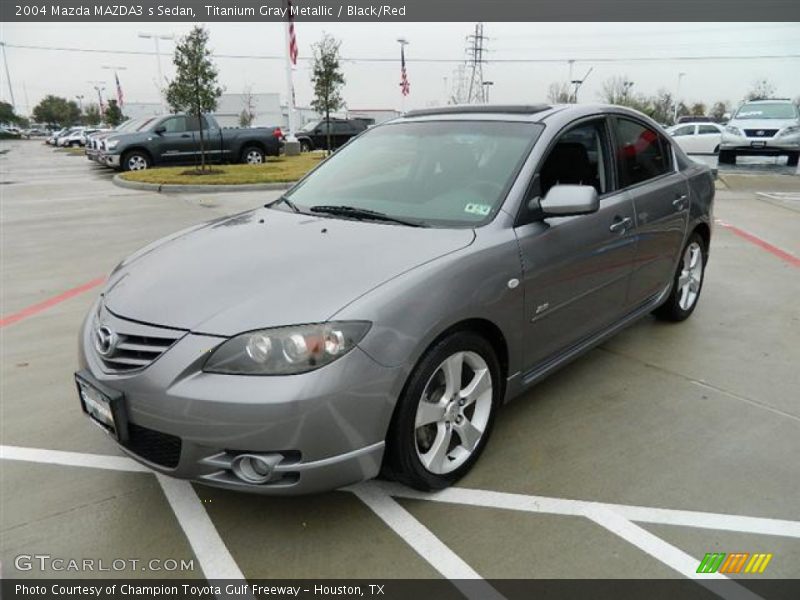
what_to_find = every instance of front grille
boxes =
[101,332,180,372]
[744,129,778,138]
[124,423,182,468]
[93,305,186,373]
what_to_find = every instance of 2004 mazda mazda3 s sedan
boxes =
[77,104,714,494]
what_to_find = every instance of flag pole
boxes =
[283,2,297,141]
[397,38,409,114]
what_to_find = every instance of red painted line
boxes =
[0,277,105,328]
[716,220,800,268]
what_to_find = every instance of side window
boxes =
[161,117,187,133]
[184,115,212,131]
[539,119,610,198]
[332,122,352,134]
[698,125,720,135]
[613,118,671,187]
[672,125,696,137]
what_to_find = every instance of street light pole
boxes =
[673,72,686,124]
[75,95,84,112]
[138,32,173,110]
[482,81,494,104]
[0,42,16,111]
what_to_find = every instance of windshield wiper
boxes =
[267,195,300,213]
[309,205,427,227]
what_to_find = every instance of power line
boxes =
[3,43,800,64]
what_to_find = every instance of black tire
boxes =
[241,145,265,165]
[300,140,312,153]
[787,152,799,167]
[713,144,720,155]
[384,331,502,491]
[718,150,736,165]
[653,232,707,322]
[70,141,80,147]
[121,150,151,172]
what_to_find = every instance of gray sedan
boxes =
[76,104,714,494]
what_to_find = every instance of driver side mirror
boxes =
[154,125,166,135]
[538,185,599,217]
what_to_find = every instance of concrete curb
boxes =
[112,174,295,194]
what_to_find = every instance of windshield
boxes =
[284,120,541,227]
[735,103,797,120]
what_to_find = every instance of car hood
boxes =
[103,208,475,335]
[729,118,798,130]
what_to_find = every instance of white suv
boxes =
[719,99,800,166]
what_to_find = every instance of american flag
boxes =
[287,1,298,66]
[400,45,410,96]
[115,72,124,108]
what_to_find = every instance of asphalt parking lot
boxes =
[1,141,799,594]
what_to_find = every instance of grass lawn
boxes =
[120,153,325,185]
[56,147,86,156]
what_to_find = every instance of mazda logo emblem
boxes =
[94,326,118,357]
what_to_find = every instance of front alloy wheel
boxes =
[124,152,150,171]
[385,331,501,490]
[415,351,493,475]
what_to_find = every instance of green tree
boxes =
[104,99,124,127]
[32,95,80,127]
[83,104,102,126]
[689,102,707,116]
[649,89,675,124]
[310,33,345,153]
[165,26,223,171]
[745,79,776,101]
[0,101,21,125]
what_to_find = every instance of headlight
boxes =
[106,140,119,150]
[204,322,371,375]
[724,125,743,136]
[778,126,800,137]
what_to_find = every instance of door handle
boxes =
[609,216,632,233]
[673,194,688,209]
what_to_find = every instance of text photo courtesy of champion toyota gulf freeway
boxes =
[1,2,799,600]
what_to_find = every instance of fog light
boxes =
[231,454,275,484]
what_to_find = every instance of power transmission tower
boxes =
[449,64,468,104]
[465,23,488,104]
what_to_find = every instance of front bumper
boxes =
[78,302,404,494]
[98,153,121,168]
[720,133,800,155]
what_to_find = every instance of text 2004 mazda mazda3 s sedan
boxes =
[77,104,714,494]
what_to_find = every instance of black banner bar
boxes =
[3,0,800,22]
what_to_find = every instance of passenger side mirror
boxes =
[539,185,599,217]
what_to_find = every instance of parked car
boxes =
[46,128,69,145]
[719,99,800,165]
[76,104,714,494]
[667,122,724,154]
[22,128,49,138]
[295,118,368,152]
[58,127,95,147]
[98,114,283,170]
[675,115,717,124]
[86,120,151,162]
[0,126,21,140]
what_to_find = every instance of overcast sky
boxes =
[2,22,798,115]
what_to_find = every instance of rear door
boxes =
[515,117,637,370]
[696,124,722,154]
[611,116,689,307]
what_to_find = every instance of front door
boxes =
[515,117,637,372]
[156,116,197,164]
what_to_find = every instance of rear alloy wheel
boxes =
[653,233,706,322]
[123,151,150,171]
[385,331,501,490]
[300,140,311,153]
[242,146,265,165]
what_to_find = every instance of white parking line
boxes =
[585,508,762,600]
[156,474,251,589]
[4,444,799,598]
[0,444,150,472]
[375,482,800,539]
[349,483,506,600]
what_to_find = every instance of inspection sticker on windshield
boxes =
[464,203,491,216]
